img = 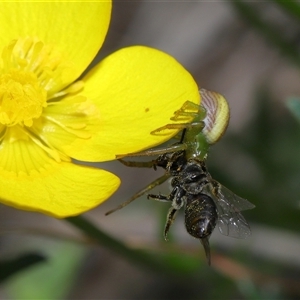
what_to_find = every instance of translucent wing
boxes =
[209,180,255,239]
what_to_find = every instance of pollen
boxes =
[0,69,47,127]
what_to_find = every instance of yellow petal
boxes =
[0,125,120,217]
[0,163,120,218]
[0,2,111,89]
[66,46,200,161]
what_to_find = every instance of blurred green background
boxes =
[1,1,300,299]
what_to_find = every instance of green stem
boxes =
[65,215,174,273]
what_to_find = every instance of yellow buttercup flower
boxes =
[0,2,200,217]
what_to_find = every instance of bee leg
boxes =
[164,207,178,241]
[147,184,183,202]
[148,186,185,241]
[105,174,170,216]
[147,193,178,240]
[200,236,211,265]
[147,193,170,202]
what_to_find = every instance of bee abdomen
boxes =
[184,193,218,239]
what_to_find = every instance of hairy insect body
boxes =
[146,153,254,265]
[184,193,217,240]
[185,193,218,264]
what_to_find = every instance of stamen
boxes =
[0,37,65,93]
[48,81,84,101]
[21,126,70,163]
[45,114,92,139]
[0,37,99,176]
[0,69,47,126]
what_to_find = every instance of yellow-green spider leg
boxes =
[116,143,187,159]
[105,173,171,216]
[150,100,206,137]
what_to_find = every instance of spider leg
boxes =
[116,143,187,159]
[105,173,170,216]
[150,121,204,135]
[118,159,155,169]
[171,101,205,122]
[150,100,205,135]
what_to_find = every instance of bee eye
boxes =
[200,88,230,144]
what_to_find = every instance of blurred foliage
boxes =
[2,1,300,299]
[66,215,201,274]
[207,88,300,298]
[273,0,300,21]
[231,0,300,67]
[4,242,87,300]
[0,253,46,283]
[287,97,300,123]
[211,88,300,232]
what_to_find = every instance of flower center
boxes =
[0,69,47,127]
[0,37,100,176]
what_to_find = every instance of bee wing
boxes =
[216,183,255,212]
[216,208,252,239]
[211,181,255,239]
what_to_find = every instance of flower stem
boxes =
[65,215,175,273]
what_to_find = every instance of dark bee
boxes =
[106,89,255,264]
[145,150,254,264]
